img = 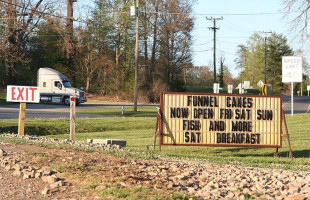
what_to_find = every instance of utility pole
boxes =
[260,31,272,84]
[206,17,223,84]
[133,0,139,112]
[66,0,77,87]
[219,56,225,88]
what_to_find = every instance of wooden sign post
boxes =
[18,103,26,136]
[70,96,76,141]
[6,85,40,136]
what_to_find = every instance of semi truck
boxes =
[37,68,87,105]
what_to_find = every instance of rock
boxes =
[50,182,60,189]
[226,192,235,199]
[35,171,42,179]
[286,194,305,200]
[187,187,196,194]
[22,170,35,178]
[12,164,21,171]
[41,187,50,195]
[42,169,52,176]
[23,173,31,179]
[5,165,11,171]
[13,170,22,176]
[91,139,127,148]
[0,149,6,156]
[42,175,58,184]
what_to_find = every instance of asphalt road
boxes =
[282,95,310,114]
[0,102,156,119]
[0,95,309,119]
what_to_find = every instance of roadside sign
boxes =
[243,81,250,89]
[228,85,233,94]
[257,80,264,88]
[237,83,244,94]
[262,84,267,96]
[282,56,302,83]
[213,83,219,94]
[307,85,310,91]
[159,92,282,148]
[6,85,40,103]
[282,56,303,117]
[6,85,40,136]
[261,84,271,96]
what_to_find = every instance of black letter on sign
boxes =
[187,96,192,106]
[185,132,190,143]
[217,133,221,143]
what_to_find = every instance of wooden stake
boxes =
[281,109,293,160]
[18,103,26,136]
[70,97,76,141]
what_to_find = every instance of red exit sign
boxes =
[6,85,40,103]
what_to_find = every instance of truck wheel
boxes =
[63,97,70,106]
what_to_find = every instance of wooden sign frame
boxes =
[154,92,293,158]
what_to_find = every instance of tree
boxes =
[218,56,234,88]
[267,33,293,93]
[29,19,68,81]
[88,0,135,95]
[235,33,265,88]
[236,32,293,93]
[155,0,194,91]
[75,25,113,93]
[0,0,54,85]
[186,66,213,86]
[283,0,310,39]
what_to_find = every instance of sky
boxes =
[191,0,302,78]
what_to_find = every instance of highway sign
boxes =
[282,56,302,83]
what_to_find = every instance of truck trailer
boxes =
[37,68,87,105]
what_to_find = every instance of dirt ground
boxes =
[1,141,310,200]
[0,142,181,199]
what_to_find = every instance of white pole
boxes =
[291,82,294,117]
[70,96,76,140]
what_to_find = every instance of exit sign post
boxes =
[6,85,40,135]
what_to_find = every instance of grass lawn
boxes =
[0,93,14,105]
[78,106,159,117]
[0,106,309,170]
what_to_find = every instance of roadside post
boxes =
[6,85,40,135]
[307,85,310,96]
[18,103,26,135]
[70,96,76,141]
[122,106,125,115]
[213,83,219,94]
[282,56,303,117]
[227,85,233,94]
[237,83,244,94]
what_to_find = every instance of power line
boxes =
[217,49,236,56]
[143,10,302,16]
[191,48,212,53]
[192,39,213,46]
[1,0,302,24]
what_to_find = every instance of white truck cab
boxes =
[38,68,87,105]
